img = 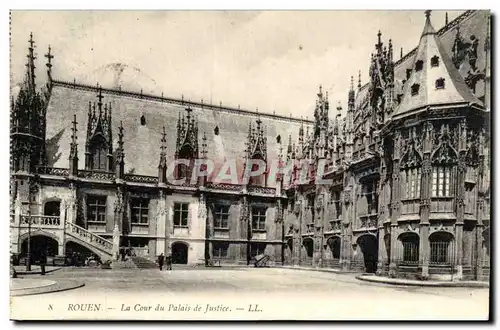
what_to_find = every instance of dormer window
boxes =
[436,78,445,89]
[415,60,424,72]
[431,55,440,67]
[214,126,219,136]
[276,135,281,144]
[406,69,412,79]
[411,84,420,96]
[140,115,146,126]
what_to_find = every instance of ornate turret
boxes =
[245,115,267,186]
[69,114,78,176]
[10,33,47,174]
[174,106,199,180]
[394,10,483,119]
[312,85,329,159]
[84,87,114,171]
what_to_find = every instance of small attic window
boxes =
[214,126,219,136]
[431,55,440,67]
[140,115,146,126]
[411,84,420,96]
[436,78,445,89]
[415,60,424,72]
[397,94,403,103]
[406,69,412,79]
[276,135,281,144]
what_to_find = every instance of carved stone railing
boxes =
[248,186,276,195]
[205,182,242,191]
[328,220,341,232]
[78,170,115,181]
[37,166,69,176]
[20,215,60,227]
[65,221,113,255]
[359,214,378,228]
[124,174,158,184]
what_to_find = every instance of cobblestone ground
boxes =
[14,266,490,320]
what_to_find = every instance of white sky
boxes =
[10,10,463,119]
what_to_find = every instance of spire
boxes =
[394,10,483,119]
[357,70,361,89]
[349,75,355,102]
[400,47,403,59]
[45,45,53,82]
[299,117,304,145]
[25,32,37,93]
[201,132,208,159]
[158,126,167,184]
[421,10,436,37]
[445,12,449,25]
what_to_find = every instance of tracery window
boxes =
[404,168,421,199]
[432,166,452,197]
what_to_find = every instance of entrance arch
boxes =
[327,236,341,260]
[171,241,189,264]
[357,234,378,273]
[21,235,58,263]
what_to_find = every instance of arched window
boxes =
[89,136,108,171]
[327,237,341,259]
[176,146,195,181]
[430,232,454,265]
[399,233,419,265]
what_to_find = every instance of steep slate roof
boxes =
[353,10,489,119]
[45,82,312,187]
[393,11,482,119]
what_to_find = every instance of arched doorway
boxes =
[357,234,378,273]
[21,235,58,264]
[44,201,61,216]
[171,242,189,264]
[327,236,341,260]
[301,237,314,266]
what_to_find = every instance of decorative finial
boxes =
[445,12,449,25]
[357,70,361,88]
[400,47,403,59]
[425,10,431,19]
[350,76,354,91]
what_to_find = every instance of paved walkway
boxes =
[356,274,490,288]
[10,278,85,296]
[279,265,355,274]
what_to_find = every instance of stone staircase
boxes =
[64,221,114,259]
[112,258,137,269]
[131,256,158,269]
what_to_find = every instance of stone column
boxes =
[419,122,433,279]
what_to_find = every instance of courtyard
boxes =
[10,266,490,320]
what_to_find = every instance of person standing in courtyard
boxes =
[166,253,172,270]
[39,250,47,276]
[157,253,165,271]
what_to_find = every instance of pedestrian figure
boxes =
[157,253,165,271]
[40,250,47,275]
[166,253,172,270]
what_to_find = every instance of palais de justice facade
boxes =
[10,10,490,281]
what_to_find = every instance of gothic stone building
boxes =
[10,10,490,280]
